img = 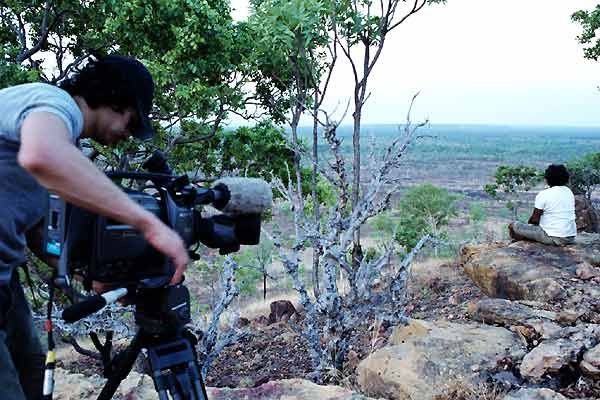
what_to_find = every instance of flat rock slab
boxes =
[460,234,600,303]
[52,369,374,400]
[471,298,563,339]
[357,319,525,400]
[471,298,558,325]
[209,379,377,400]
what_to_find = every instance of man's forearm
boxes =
[528,208,542,225]
[19,128,155,231]
[30,146,154,228]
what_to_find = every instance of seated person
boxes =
[508,164,576,246]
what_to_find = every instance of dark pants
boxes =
[0,271,45,400]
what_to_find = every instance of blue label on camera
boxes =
[46,241,61,256]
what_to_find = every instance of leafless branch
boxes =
[16,0,52,63]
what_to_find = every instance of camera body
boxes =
[44,172,261,287]
[43,155,266,332]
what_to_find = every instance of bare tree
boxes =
[333,0,446,268]
[269,94,439,381]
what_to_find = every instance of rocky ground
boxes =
[206,259,485,389]
[54,231,600,399]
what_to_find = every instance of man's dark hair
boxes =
[59,57,137,112]
[59,55,155,139]
[544,164,569,187]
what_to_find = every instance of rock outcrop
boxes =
[357,319,525,400]
[55,233,600,400]
[470,298,562,340]
[581,343,600,378]
[457,234,600,396]
[460,234,600,308]
[209,379,377,400]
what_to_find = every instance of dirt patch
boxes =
[206,323,314,388]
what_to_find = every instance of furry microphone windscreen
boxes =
[213,177,273,215]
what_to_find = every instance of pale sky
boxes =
[231,0,600,127]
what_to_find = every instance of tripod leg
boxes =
[157,390,170,400]
[192,379,208,400]
[153,372,179,400]
[189,362,208,400]
[96,332,143,400]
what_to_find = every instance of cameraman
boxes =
[0,55,189,400]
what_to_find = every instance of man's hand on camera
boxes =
[140,216,189,285]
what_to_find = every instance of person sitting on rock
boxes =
[508,164,576,246]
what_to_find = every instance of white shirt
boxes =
[534,186,576,237]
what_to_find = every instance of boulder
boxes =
[519,324,600,380]
[520,339,582,380]
[357,319,525,400]
[581,343,600,378]
[503,388,568,400]
[575,195,599,233]
[460,236,600,303]
[575,262,600,280]
[471,298,557,324]
[268,300,297,324]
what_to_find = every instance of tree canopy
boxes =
[573,5,600,61]
[0,0,300,177]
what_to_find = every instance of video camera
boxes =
[39,151,272,400]
[42,150,272,331]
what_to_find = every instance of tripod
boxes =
[92,326,208,400]
[54,276,208,399]
[64,284,211,400]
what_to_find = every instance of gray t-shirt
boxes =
[0,83,83,284]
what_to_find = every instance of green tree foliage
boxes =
[484,165,542,220]
[233,240,275,298]
[394,183,458,251]
[567,152,600,199]
[167,121,295,179]
[219,122,296,181]
[0,1,103,86]
[249,0,331,121]
[468,202,487,224]
[249,0,336,299]
[573,5,600,61]
[302,175,337,215]
[0,1,287,174]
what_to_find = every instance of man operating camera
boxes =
[0,55,189,400]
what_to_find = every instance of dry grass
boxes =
[236,290,304,321]
[433,380,506,400]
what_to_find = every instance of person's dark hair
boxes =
[544,164,570,187]
[59,54,155,139]
[59,57,137,112]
